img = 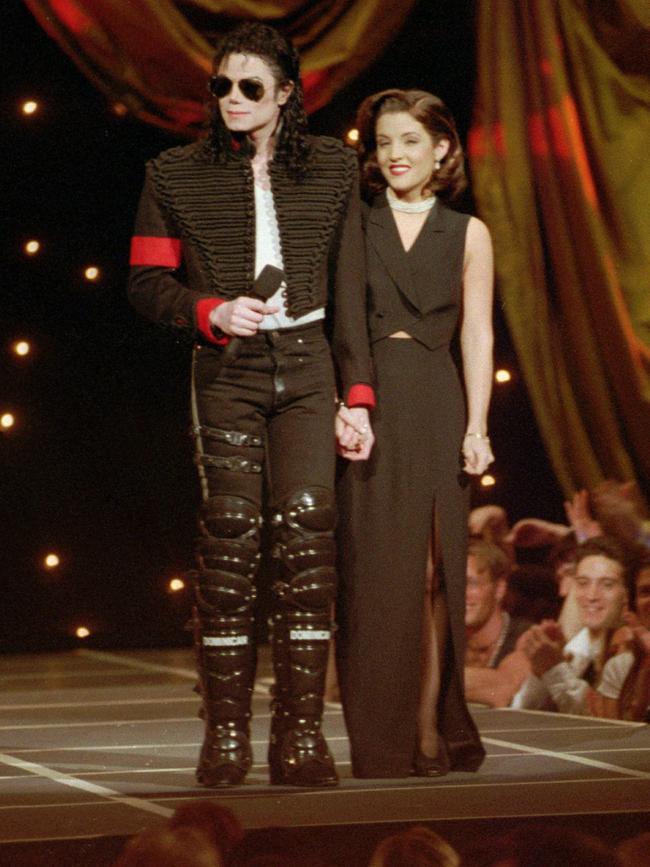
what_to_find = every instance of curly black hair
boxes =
[208,22,311,179]
[354,89,467,202]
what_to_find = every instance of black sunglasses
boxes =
[208,75,265,102]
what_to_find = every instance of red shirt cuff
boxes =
[346,384,376,409]
[195,298,229,345]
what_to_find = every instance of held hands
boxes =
[336,404,374,461]
[462,432,494,475]
[210,296,280,337]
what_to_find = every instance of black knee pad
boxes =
[272,486,335,535]
[199,494,261,541]
[271,487,336,613]
[195,537,260,579]
[196,569,256,615]
[273,565,336,612]
[278,534,335,574]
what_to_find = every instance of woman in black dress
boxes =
[336,89,494,778]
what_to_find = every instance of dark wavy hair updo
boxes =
[209,22,310,179]
[355,89,466,201]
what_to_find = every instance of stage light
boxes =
[75,626,91,639]
[24,240,41,255]
[44,553,61,568]
[1,413,15,430]
[480,474,496,487]
[495,369,512,383]
[84,266,100,281]
[346,128,359,144]
[13,340,31,357]
[22,100,39,115]
[169,577,185,592]
[112,102,128,116]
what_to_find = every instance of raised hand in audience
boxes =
[564,489,602,542]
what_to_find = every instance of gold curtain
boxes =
[23,0,417,133]
[470,0,650,497]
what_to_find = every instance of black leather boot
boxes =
[194,608,256,787]
[192,494,261,788]
[266,486,339,787]
[268,608,338,786]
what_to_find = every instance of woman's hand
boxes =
[336,405,374,461]
[210,296,279,337]
[462,433,494,475]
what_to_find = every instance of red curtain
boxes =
[470,0,650,497]
[24,0,417,134]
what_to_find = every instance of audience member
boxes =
[547,533,579,598]
[616,831,650,867]
[226,826,330,867]
[464,541,532,707]
[468,506,514,561]
[547,533,582,641]
[512,537,632,714]
[597,554,650,720]
[504,565,560,624]
[460,824,620,867]
[112,825,223,867]
[169,801,243,861]
[369,826,459,867]
[591,480,650,549]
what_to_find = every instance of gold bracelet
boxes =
[464,432,490,442]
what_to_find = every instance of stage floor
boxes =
[1,646,650,860]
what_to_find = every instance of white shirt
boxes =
[254,184,324,330]
[597,651,635,700]
[510,627,605,714]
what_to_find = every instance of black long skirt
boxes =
[336,337,485,777]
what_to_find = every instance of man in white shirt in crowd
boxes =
[512,537,632,714]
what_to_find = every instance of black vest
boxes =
[363,194,470,350]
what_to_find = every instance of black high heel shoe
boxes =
[412,738,450,777]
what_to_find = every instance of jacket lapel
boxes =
[365,194,421,311]
[415,202,451,315]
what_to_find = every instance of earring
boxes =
[434,159,441,171]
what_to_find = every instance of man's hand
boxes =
[210,296,279,337]
[505,517,570,548]
[623,612,650,656]
[519,621,565,678]
[336,405,374,461]
[564,489,602,542]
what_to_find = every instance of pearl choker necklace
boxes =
[386,187,436,213]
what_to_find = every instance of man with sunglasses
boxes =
[129,22,374,789]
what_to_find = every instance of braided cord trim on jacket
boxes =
[147,138,355,318]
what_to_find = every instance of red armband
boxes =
[130,236,182,268]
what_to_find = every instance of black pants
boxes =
[191,320,337,550]
[191,321,341,785]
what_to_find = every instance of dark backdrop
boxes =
[2,0,564,652]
